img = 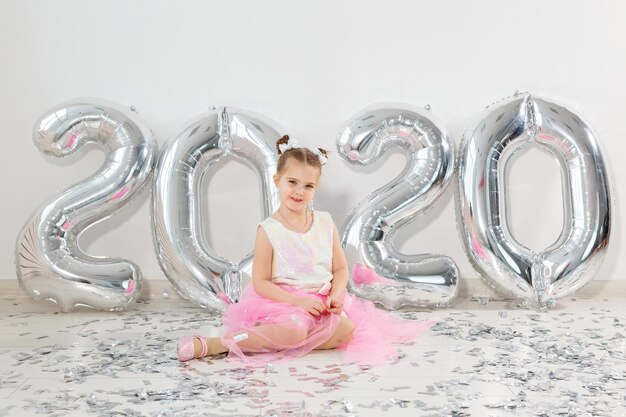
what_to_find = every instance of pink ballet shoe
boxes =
[177,335,208,362]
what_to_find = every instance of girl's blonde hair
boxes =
[275,135,328,175]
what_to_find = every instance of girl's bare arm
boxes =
[329,222,349,297]
[251,226,300,305]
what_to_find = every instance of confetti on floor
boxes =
[1,288,625,416]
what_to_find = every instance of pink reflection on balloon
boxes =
[217,291,233,304]
[110,186,129,202]
[353,263,398,286]
[65,133,77,149]
[124,279,136,294]
[538,133,554,142]
[537,132,569,153]
[471,236,488,261]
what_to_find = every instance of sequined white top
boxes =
[260,211,334,291]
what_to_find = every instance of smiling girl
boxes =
[177,135,435,365]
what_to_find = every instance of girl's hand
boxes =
[293,297,326,316]
[325,294,344,315]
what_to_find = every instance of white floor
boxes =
[1,281,625,417]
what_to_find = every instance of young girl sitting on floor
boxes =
[178,135,434,365]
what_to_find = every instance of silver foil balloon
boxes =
[457,93,611,307]
[15,99,156,312]
[153,107,280,312]
[337,104,459,309]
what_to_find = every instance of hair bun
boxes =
[276,135,290,154]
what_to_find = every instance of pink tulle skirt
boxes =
[220,284,436,366]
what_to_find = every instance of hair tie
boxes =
[277,137,327,165]
[278,137,301,154]
[310,148,328,165]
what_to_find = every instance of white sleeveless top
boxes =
[260,211,334,291]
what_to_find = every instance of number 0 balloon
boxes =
[152,107,280,312]
[457,93,611,307]
[15,99,156,312]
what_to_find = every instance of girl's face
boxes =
[273,158,320,213]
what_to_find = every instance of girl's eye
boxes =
[306,185,314,189]
[288,180,296,185]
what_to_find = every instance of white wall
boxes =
[2,0,624,282]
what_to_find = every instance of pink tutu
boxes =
[221,284,436,366]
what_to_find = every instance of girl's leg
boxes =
[314,317,355,350]
[191,324,309,358]
[228,324,309,353]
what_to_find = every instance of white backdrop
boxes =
[1,0,624,283]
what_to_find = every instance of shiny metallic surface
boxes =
[15,99,156,312]
[153,108,280,312]
[337,104,458,309]
[457,93,611,307]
